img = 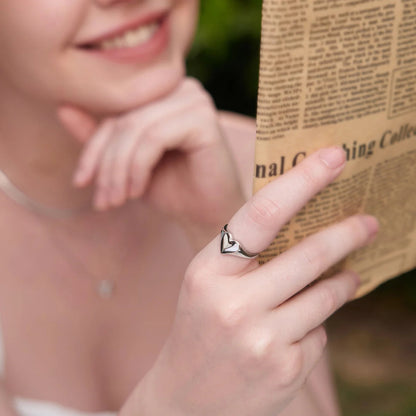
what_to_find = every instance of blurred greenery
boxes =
[188,2,416,415]
[328,270,416,416]
[187,0,262,116]
[337,379,416,416]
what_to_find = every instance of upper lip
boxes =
[77,10,168,47]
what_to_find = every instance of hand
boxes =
[58,78,245,237]
[124,147,378,416]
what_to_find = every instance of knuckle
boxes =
[182,275,202,302]
[185,77,204,91]
[196,99,216,118]
[185,79,215,106]
[241,331,275,365]
[182,262,208,301]
[277,346,304,388]
[199,91,216,108]
[215,301,247,330]
[246,194,281,227]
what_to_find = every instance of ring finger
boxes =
[243,214,378,309]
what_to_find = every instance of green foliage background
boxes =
[187,0,262,116]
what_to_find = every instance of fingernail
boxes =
[361,215,379,240]
[319,146,346,169]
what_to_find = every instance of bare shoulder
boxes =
[218,111,256,199]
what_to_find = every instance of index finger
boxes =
[200,146,347,276]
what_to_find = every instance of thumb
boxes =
[57,105,98,143]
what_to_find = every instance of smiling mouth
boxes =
[79,16,165,51]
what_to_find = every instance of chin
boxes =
[66,58,186,118]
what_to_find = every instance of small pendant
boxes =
[97,280,115,299]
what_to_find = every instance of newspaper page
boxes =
[254,0,416,297]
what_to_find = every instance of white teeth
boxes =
[100,22,159,50]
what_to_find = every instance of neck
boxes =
[0,83,94,211]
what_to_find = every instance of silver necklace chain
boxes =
[0,169,88,219]
[48,227,119,300]
[0,168,118,299]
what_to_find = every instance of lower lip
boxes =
[78,15,170,63]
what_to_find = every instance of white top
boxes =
[0,324,116,416]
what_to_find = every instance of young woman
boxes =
[0,1,378,415]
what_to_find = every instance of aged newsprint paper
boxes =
[254,0,416,297]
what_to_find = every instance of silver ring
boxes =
[220,224,259,259]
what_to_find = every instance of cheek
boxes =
[173,0,199,54]
[0,1,81,52]
[0,1,84,97]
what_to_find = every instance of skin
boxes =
[0,0,196,114]
[0,0,378,414]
